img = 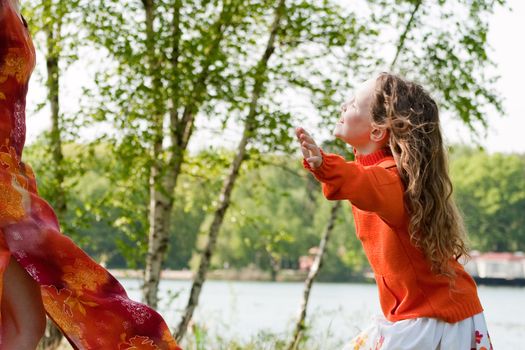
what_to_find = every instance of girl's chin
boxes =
[333,133,350,145]
[333,130,347,142]
[333,131,354,146]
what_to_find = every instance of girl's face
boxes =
[333,78,377,147]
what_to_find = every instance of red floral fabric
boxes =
[0,1,181,348]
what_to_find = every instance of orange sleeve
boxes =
[303,150,406,227]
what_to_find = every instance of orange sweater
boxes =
[303,148,483,323]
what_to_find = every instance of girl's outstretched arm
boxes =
[296,127,405,227]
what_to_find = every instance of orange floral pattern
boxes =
[62,258,109,292]
[118,335,161,350]
[0,1,181,349]
[0,178,25,222]
[0,48,31,84]
[41,286,86,344]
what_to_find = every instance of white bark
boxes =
[287,201,341,350]
[174,0,287,341]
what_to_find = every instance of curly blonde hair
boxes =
[371,72,468,276]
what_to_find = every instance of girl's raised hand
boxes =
[295,127,323,169]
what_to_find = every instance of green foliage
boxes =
[23,137,89,240]
[183,327,290,350]
[180,318,344,350]
[23,140,147,267]
[208,154,368,278]
[451,149,525,252]
[24,136,525,275]
[22,0,512,275]
[168,149,231,269]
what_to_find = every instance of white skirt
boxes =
[343,312,493,350]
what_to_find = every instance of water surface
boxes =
[120,279,524,348]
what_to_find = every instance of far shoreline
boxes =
[108,268,373,283]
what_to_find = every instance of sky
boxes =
[24,1,525,154]
[441,0,525,153]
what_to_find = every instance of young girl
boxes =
[0,0,181,348]
[296,73,493,349]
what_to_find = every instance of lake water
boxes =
[120,279,524,349]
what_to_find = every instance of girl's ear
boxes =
[370,126,389,144]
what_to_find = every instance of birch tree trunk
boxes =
[38,1,65,348]
[174,0,287,341]
[141,0,169,309]
[47,39,66,217]
[287,201,341,350]
[389,0,422,70]
[143,0,239,308]
[286,2,422,347]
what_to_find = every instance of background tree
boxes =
[24,0,84,347]
[452,149,525,251]
[174,0,377,340]
[81,0,277,309]
[20,0,513,346]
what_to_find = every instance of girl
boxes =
[0,0,181,348]
[296,73,493,349]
